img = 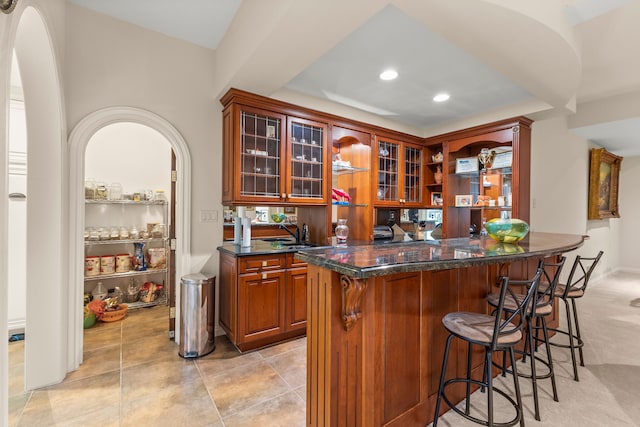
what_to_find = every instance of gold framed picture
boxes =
[588,148,622,220]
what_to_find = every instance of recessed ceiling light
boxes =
[379,69,398,81]
[433,93,450,102]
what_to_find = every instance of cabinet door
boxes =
[286,267,307,332]
[236,106,287,203]
[239,271,285,343]
[375,138,401,205]
[374,138,424,207]
[402,143,424,206]
[285,117,328,204]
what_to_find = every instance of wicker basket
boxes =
[100,304,128,322]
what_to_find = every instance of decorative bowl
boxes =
[484,218,529,243]
[271,213,286,223]
[100,304,128,322]
[83,312,97,329]
[485,242,525,255]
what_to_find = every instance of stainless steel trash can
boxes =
[179,274,216,358]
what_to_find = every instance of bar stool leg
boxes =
[571,298,585,367]
[541,316,559,401]
[527,320,540,421]
[563,298,580,381]
[508,347,525,427]
[486,350,494,426]
[433,335,454,427]
[466,341,473,414]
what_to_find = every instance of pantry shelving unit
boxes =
[84,199,170,310]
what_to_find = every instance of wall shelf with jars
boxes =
[84,194,169,310]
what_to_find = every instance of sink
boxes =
[286,244,315,250]
[262,237,295,242]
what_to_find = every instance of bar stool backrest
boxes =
[537,256,567,311]
[492,266,544,351]
[561,251,604,298]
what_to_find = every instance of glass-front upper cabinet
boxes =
[286,117,328,204]
[374,136,423,207]
[224,104,328,205]
[237,106,286,203]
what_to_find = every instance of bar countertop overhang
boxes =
[295,232,587,278]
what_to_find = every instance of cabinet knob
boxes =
[288,193,293,198]
[262,272,267,280]
[262,260,267,267]
[281,193,287,199]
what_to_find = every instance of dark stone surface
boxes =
[294,232,586,278]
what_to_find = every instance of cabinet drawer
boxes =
[239,254,285,274]
[286,253,307,268]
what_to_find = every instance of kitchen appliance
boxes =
[373,225,394,242]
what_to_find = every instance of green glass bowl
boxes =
[484,218,529,243]
[486,242,525,255]
[271,213,286,223]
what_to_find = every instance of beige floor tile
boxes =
[37,371,120,423]
[121,381,222,427]
[8,360,25,397]
[202,359,291,417]
[196,349,263,379]
[222,391,306,427]
[121,332,180,368]
[64,343,121,382]
[257,336,306,359]
[294,385,307,402]
[82,322,122,351]
[264,345,307,388]
[55,404,121,427]
[121,358,199,400]
[8,393,30,427]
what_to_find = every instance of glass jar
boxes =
[119,226,130,240]
[95,182,108,200]
[85,178,96,200]
[130,225,140,240]
[98,227,110,240]
[335,219,349,245]
[109,182,123,200]
[154,190,167,202]
[110,227,120,240]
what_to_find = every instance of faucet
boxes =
[279,223,301,244]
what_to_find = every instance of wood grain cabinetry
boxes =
[221,91,328,206]
[374,136,424,207]
[425,117,532,239]
[218,251,307,351]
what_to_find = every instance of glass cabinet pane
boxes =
[377,140,399,202]
[404,146,422,203]
[289,121,324,199]
[240,111,281,198]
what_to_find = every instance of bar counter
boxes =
[296,232,585,427]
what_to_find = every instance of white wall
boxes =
[85,122,171,196]
[65,4,221,276]
[619,156,640,271]
[531,116,622,279]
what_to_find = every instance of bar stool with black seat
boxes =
[432,266,544,427]
[547,251,603,381]
[486,257,566,422]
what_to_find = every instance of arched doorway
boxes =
[68,107,192,368]
[0,5,67,404]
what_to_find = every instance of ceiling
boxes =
[66,0,640,156]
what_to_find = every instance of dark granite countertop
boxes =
[217,239,332,256]
[294,232,586,278]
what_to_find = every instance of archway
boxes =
[13,6,66,391]
[68,107,192,368]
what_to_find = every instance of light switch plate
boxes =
[200,210,218,222]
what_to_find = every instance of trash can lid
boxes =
[181,273,213,285]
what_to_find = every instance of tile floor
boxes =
[8,305,306,426]
[8,270,640,426]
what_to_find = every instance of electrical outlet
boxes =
[170,307,176,318]
[200,210,218,222]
